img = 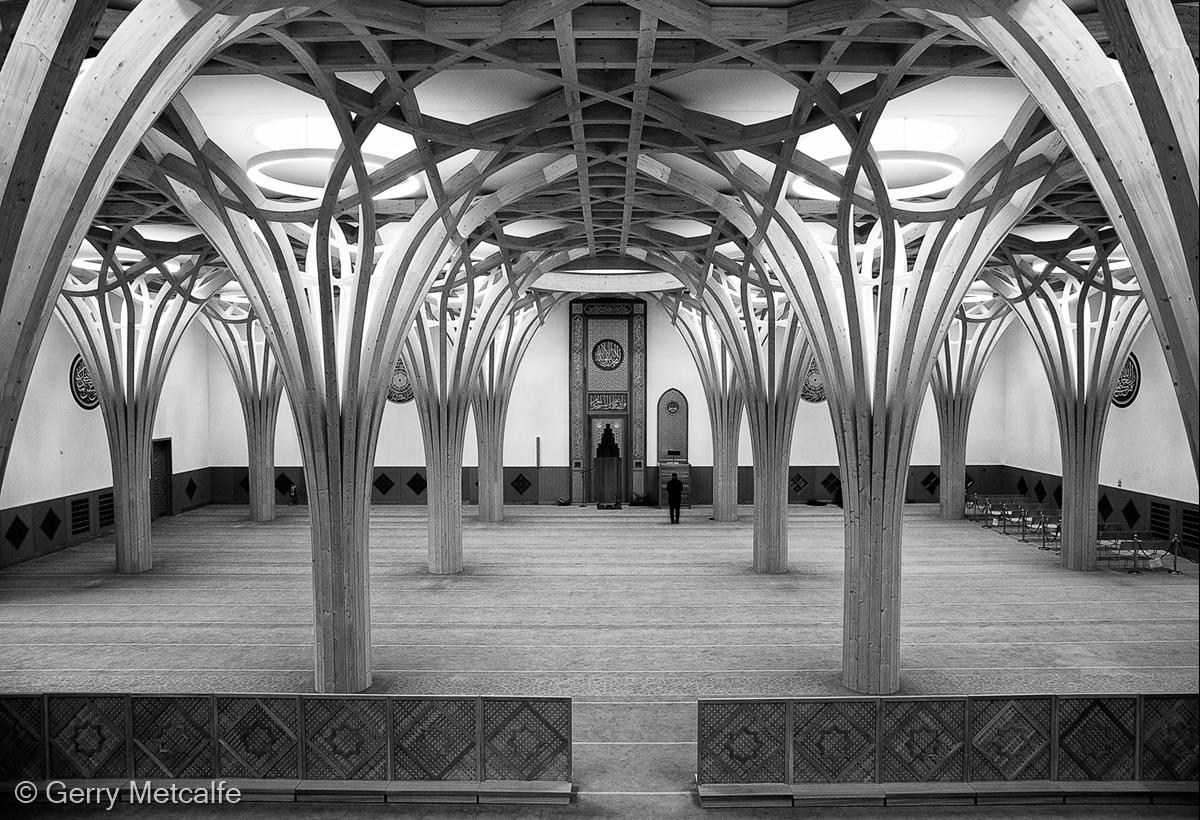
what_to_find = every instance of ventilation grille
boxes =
[69,498,90,536]
[1181,507,1199,553]
[97,492,115,529]
[1148,501,1171,541]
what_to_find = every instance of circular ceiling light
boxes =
[246,149,420,199]
[791,150,965,201]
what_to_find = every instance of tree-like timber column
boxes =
[698,274,807,573]
[151,77,575,689]
[405,273,527,573]
[642,93,1073,690]
[986,232,1150,571]
[930,303,1014,519]
[913,0,1199,473]
[203,301,284,522]
[55,240,228,573]
[0,0,290,489]
[659,294,744,522]
[472,296,556,523]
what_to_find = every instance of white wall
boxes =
[6,296,1197,507]
[996,321,1197,503]
[2,321,214,508]
[498,303,570,466]
[1,321,112,508]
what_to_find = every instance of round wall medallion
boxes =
[1111,353,1140,408]
[800,358,826,403]
[666,400,680,414]
[386,360,414,403]
[591,338,624,371]
[70,355,99,410]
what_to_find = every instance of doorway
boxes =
[150,439,173,520]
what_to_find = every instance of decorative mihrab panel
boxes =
[216,695,300,779]
[0,696,45,780]
[302,697,388,780]
[792,699,876,783]
[880,698,966,782]
[131,695,214,777]
[393,697,478,781]
[1141,695,1199,781]
[656,388,688,462]
[968,696,1051,781]
[481,698,571,781]
[48,695,129,778]
[697,700,787,785]
[1056,696,1137,781]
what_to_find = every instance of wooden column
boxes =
[659,294,744,521]
[0,0,283,490]
[913,0,1199,474]
[405,272,527,573]
[640,92,1072,691]
[150,71,575,688]
[930,303,1013,519]
[986,232,1151,571]
[472,296,558,523]
[202,298,284,521]
[55,237,228,573]
[698,274,807,572]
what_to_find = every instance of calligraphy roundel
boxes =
[591,338,624,371]
[1111,353,1140,408]
[386,360,414,404]
[69,355,99,410]
[800,358,826,403]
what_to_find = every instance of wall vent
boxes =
[97,492,115,529]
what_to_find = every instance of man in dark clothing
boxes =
[666,473,683,524]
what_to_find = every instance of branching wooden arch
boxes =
[985,228,1151,570]
[55,235,228,573]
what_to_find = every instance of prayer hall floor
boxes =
[2,503,1196,818]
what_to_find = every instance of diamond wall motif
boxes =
[1057,697,1136,781]
[0,696,44,780]
[968,697,1051,781]
[217,696,299,779]
[303,697,388,780]
[131,696,214,777]
[880,699,966,782]
[482,698,571,781]
[393,698,478,781]
[1141,695,1199,781]
[698,700,787,785]
[48,695,128,778]
[793,700,876,783]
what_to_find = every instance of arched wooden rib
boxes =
[472,292,563,523]
[55,242,229,573]
[0,0,292,493]
[984,234,1151,571]
[655,291,744,522]
[201,293,285,522]
[640,94,1073,692]
[698,266,809,573]
[402,270,526,574]
[147,100,574,688]
[906,0,1198,474]
[930,301,1014,519]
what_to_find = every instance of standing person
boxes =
[666,472,683,524]
[288,483,298,507]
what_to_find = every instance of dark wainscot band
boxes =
[696,694,1199,808]
[0,693,572,805]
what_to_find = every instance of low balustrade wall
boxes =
[697,694,1198,808]
[0,693,572,804]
